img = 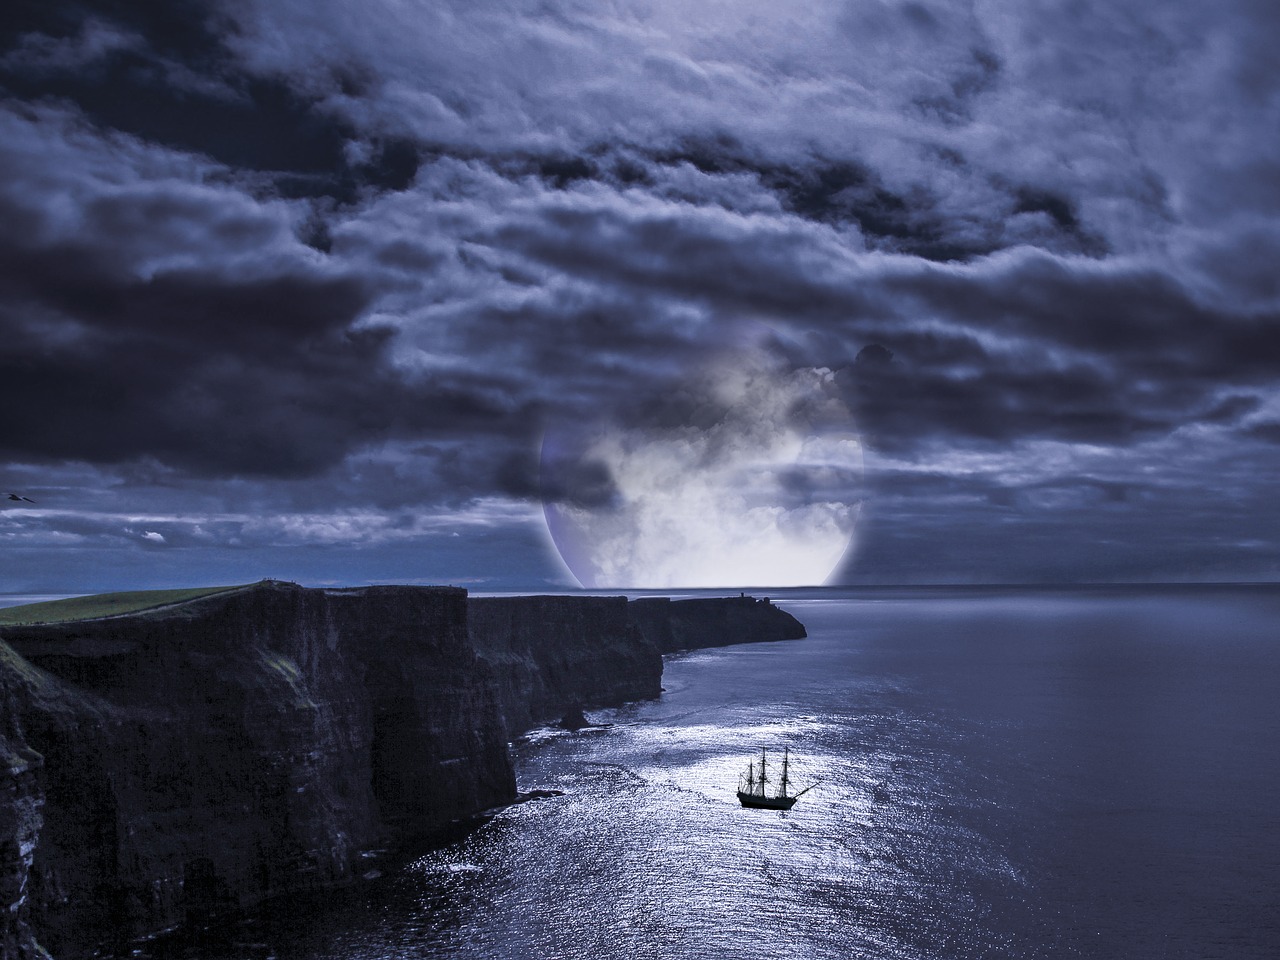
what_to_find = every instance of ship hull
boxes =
[737,791,797,810]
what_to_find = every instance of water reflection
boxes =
[375,675,1031,958]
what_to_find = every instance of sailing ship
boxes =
[737,747,815,810]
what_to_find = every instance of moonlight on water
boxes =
[540,337,862,589]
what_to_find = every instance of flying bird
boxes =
[6,493,35,502]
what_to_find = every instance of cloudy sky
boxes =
[2,0,1279,595]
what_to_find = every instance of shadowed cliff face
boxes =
[467,595,807,737]
[0,582,513,958]
[0,584,806,959]
[1,645,48,960]
[469,596,663,737]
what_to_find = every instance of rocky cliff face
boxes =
[1,644,49,960]
[468,596,662,737]
[466,595,806,737]
[0,582,513,958]
[0,584,804,959]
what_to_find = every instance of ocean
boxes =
[143,586,1280,959]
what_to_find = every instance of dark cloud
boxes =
[531,456,619,510]
[1244,421,1280,445]
[884,254,1280,384]
[637,143,1103,262]
[0,0,422,201]
[839,325,1269,455]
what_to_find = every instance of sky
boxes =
[2,0,1280,594]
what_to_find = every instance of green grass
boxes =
[0,585,248,626]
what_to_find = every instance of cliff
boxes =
[469,596,662,737]
[0,583,512,958]
[0,583,804,958]
[1,645,50,960]
[627,595,807,653]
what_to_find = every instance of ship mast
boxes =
[759,747,769,796]
[780,747,791,798]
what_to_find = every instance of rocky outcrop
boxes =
[0,583,804,958]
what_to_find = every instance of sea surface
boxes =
[152,586,1280,959]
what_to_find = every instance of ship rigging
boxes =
[737,747,815,810]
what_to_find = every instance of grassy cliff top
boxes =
[0,585,248,625]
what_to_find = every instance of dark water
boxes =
[161,587,1280,959]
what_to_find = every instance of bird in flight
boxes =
[6,493,35,502]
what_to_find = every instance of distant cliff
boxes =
[0,583,805,958]
[627,595,807,653]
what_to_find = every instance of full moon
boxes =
[541,341,862,588]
